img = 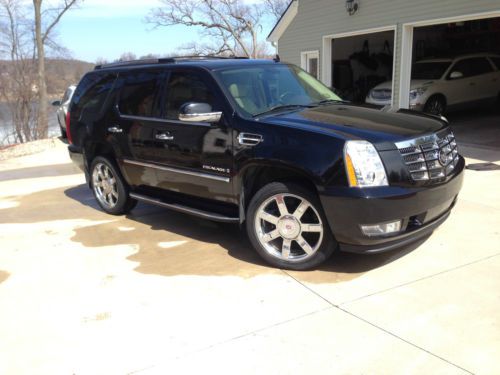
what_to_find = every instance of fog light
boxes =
[361,220,402,237]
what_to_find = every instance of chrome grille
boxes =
[396,130,459,182]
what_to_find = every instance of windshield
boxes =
[216,64,342,117]
[412,62,451,80]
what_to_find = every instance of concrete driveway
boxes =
[0,139,499,375]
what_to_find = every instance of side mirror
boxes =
[449,71,463,80]
[52,100,61,107]
[179,102,222,123]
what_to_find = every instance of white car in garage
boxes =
[366,53,500,115]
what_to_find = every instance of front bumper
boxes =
[320,156,464,254]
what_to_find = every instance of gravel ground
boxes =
[0,137,63,161]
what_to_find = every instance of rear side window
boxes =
[118,70,164,117]
[164,71,215,119]
[469,58,493,76]
[72,73,116,118]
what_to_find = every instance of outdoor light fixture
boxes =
[346,0,359,15]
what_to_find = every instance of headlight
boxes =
[409,87,428,100]
[344,140,388,187]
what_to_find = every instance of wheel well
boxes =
[426,93,447,106]
[85,141,115,166]
[242,166,318,211]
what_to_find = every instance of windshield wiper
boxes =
[314,99,348,105]
[253,104,315,118]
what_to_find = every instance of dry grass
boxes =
[0,137,61,161]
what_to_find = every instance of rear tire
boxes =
[246,182,336,270]
[424,95,446,116]
[90,156,137,215]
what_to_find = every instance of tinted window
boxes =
[412,62,451,80]
[491,57,500,70]
[119,70,163,117]
[470,58,493,75]
[72,73,116,118]
[450,58,492,78]
[164,71,215,119]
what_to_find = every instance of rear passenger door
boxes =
[468,57,496,100]
[153,68,234,202]
[115,69,165,187]
[446,58,478,105]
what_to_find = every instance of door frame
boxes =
[321,25,397,99]
[399,10,500,110]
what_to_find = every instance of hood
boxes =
[371,79,435,91]
[259,103,447,150]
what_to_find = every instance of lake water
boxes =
[0,102,60,146]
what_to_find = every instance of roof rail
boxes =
[94,55,249,70]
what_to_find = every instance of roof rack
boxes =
[94,55,249,70]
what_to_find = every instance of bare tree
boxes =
[146,0,267,58]
[117,52,137,62]
[0,0,38,143]
[33,0,79,139]
[264,0,290,21]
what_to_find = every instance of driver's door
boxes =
[153,68,234,202]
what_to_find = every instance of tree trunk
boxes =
[33,0,48,139]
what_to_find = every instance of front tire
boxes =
[424,95,446,116]
[90,156,137,215]
[246,182,336,270]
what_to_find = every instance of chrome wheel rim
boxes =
[92,163,118,209]
[254,193,323,263]
[428,99,444,115]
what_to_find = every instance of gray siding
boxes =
[278,0,500,106]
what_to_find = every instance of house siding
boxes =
[277,0,500,107]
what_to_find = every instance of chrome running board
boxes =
[129,193,239,223]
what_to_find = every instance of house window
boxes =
[301,51,320,79]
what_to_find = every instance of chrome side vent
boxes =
[396,129,459,183]
[238,133,263,146]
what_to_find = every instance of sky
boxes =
[55,0,276,63]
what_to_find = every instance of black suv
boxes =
[67,57,464,270]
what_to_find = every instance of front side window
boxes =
[411,62,451,80]
[118,70,163,117]
[164,71,215,119]
[216,64,341,117]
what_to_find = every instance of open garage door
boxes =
[410,17,500,149]
[329,30,395,105]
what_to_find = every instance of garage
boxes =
[399,14,500,149]
[330,30,394,104]
[268,1,500,149]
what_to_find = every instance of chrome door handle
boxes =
[156,133,174,141]
[108,126,123,133]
